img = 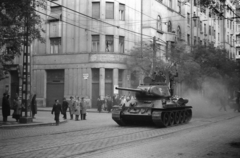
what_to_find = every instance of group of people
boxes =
[51,96,88,125]
[96,94,135,112]
[1,92,37,123]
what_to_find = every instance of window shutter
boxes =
[92,2,100,18]
[106,2,114,19]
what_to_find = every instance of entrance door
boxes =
[46,70,64,107]
[47,83,64,107]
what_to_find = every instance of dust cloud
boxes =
[181,78,233,118]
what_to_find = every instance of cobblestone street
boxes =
[0,110,239,158]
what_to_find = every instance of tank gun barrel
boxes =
[115,87,143,93]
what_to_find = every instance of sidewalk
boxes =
[0,109,67,129]
[0,107,108,128]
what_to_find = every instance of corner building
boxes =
[33,0,143,107]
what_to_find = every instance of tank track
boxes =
[152,109,192,127]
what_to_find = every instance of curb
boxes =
[0,119,67,129]
[38,108,109,113]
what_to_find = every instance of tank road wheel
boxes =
[179,111,184,124]
[174,111,180,125]
[182,110,187,123]
[161,112,170,127]
[169,112,174,126]
[185,109,192,123]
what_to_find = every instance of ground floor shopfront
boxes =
[31,53,132,108]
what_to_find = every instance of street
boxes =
[0,110,240,158]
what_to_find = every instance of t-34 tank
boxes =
[112,73,192,127]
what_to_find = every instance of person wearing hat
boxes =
[68,96,75,120]
[51,99,62,125]
[61,98,68,119]
[80,97,87,120]
[74,97,80,121]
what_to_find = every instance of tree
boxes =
[128,42,239,92]
[200,0,226,7]
[0,0,45,70]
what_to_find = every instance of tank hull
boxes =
[112,106,192,127]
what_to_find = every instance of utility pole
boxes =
[141,0,143,57]
[20,0,32,123]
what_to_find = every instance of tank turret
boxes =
[116,86,170,98]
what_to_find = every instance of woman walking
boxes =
[51,99,62,126]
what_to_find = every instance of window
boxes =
[49,6,62,21]
[169,0,172,8]
[119,36,124,53]
[106,2,114,19]
[194,0,197,6]
[200,40,202,45]
[106,35,114,52]
[92,2,100,18]
[204,24,206,34]
[187,13,190,24]
[50,38,61,54]
[198,37,200,44]
[209,26,211,35]
[194,19,197,27]
[177,26,181,39]
[187,34,190,45]
[167,21,172,32]
[194,36,196,45]
[92,35,100,52]
[119,4,125,20]
[178,1,181,13]
[157,15,162,31]
[200,21,202,32]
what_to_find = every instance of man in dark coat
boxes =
[61,98,68,119]
[97,96,102,112]
[51,99,62,125]
[2,93,10,122]
[31,94,37,118]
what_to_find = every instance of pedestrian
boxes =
[12,97,22,122]
[80,97,87,120]
[51,99,62,126]
[74,97,80,121]
[61,98,68,119]
[68,96,75,120]
[2,93,10,122]
[97,96,102,112]
[31,94,37,118]
[107,96,112,113]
